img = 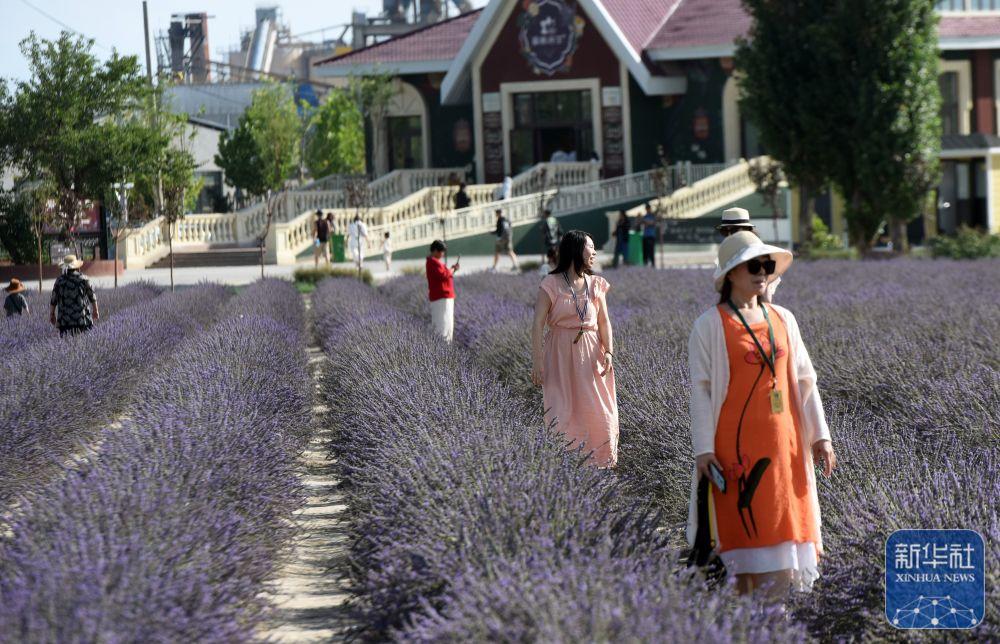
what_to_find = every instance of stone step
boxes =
[149,249,261,269]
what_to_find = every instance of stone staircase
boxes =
[122,163,600,269]
[148,248,261,269]
[323,159,759,260]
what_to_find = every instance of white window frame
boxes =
[499,78,604,176]
[940,59,973,135]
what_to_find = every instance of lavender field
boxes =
[0,261,994,642]
[339,259,998,642]
[0,280,313,641]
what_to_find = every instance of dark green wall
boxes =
[404,74,476,170]
[630,60,729,172]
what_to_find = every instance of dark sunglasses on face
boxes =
[746,257,776,275]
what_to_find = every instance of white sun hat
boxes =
[716,207,755,230]
[59,254,84,270]
[713,231,792,292]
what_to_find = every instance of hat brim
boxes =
[61,260,84,269]
[5,284,26,294]
[713,243,792,292]
[715,222,755,230]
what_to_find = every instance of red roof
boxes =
[600,0,683,51]
[318,1,1000,73]
[646,0,749,51]
[939,15,1000,39]
[317,9,482,67]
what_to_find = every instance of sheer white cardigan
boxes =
[686,303,832,556]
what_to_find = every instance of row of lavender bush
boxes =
[313,277,805,642]
[0,281,163,364]
[381,260,998,641]
[0,279,311,642]
[0,283,231,504]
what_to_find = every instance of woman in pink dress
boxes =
[531,230,618,467]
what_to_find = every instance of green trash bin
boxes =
[330,234,346,263]
[627,230,643,266]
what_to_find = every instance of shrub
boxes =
[294,265,373,285]
[0,284,230,502]
[929,225,1000,259]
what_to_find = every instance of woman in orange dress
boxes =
[531,230,618,467]
[687,231,837,600]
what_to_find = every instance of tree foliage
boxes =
[0,190,38,264]
[736,2,835,246]
[737,0,942,253]
[245,83,300,195]
[349,72,397,176]
[305,90,365,178]
[818,0,941,251]
[0,33,155,237]
[215,114,266,197]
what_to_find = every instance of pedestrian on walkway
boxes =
[4,279,29,317]
[347,215,369,269]
[612,210,632,268]
[640,203,658,267]
[313,210,331,268]
[494,175,513,201]
[492,208,519,272]
[531,230,618,468]
[686,231,836,601]
[716,208,779,302]
[426,239,460,343]
[453,182,471,210]
[382,232,393,273]
[50,255,99,336]
[540,208,562,258]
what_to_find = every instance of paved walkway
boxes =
[22,247,717,291]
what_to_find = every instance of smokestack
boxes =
[185,13,210,83]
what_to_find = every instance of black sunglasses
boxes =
[746,257,776,275]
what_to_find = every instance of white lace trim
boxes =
[719,540,820,593]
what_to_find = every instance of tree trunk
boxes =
[37,232,43,292]
[798,183,813,251]
[890,219,909,255]
[168,220,175,292]
[113,229,119,288]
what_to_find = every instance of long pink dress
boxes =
[539,274,619,467]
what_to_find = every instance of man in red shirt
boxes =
[426,239,460,342]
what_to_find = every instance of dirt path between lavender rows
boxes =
[263,299,353,642]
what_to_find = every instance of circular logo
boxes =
[518,0,584,76]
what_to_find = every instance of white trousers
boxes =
[429,297,454,343]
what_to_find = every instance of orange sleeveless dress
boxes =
[712,305,819,574]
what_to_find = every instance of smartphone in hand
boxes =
[708,462,727,493]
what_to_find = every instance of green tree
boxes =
[0,32,154,243]
[0,190,40,265]
[160,147,200,291]
[248,84,301,276]
[215,117,266,204]
[350,71,396,176]
[820,0,941,253]
[305,89,365,178]
[735,2,836,249]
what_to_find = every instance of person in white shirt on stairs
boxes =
[347,215,369,270]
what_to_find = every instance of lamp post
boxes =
[112,181,134,288]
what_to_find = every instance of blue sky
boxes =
[2,1,484,82]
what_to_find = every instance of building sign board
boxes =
[518,0,584,76]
